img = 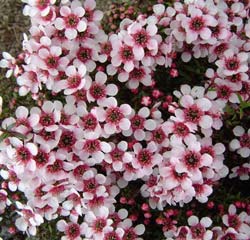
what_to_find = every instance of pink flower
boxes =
[87,71,118,105]
[215,49,248,76]
[171,94,213,131]
[94,97,131,135]
[15,202,44,236]
[187,215,213,240]
[229,163,250,181]
[181,5,218,43]
[105,141,132,172]
[54,3,87,40]
[57,220,85,240]
[230,126,250,158]
[84,206,113,239]
[54,64,87,95]
[132,142,163,178]
[124,21,159,61]
[222,204,250,235]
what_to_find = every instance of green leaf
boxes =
[0,132,9,142]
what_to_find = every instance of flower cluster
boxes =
[0,0,249,239]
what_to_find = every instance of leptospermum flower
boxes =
[93,97,131,135]
[229,126,250,158]
[123,107,157,141]
[124,21,159,61]
[215,49,248,76]
[15,202,44,236]
[181,5,218,44]
[171,94,214,131]
[87,71,118,105]
[132,142,163,178]
[84,206,113,239]
[110,35,136,73]
[117,65,152,89]
[54,2,87,40]
[229,163,250,181]
[57,220,86,240]
[36,46,69,76]
[7,137,38,173]
[222,204,250,235]
[104,141,133,172]
[169,141,213,182]
[22,0,56,17]
[187,215,213,240]
[31,101,61,132]
[54,64,87,95]
[120,219,145,240]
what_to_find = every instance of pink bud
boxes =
[141,203,149,211]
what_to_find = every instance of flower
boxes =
[229,126,250,158]
[54,2,87,40]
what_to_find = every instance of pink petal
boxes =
[54,18,65,30]
[124,61,134,73]
[119,118,131,131]
[180,95,194,108]
[120,104,132,116]
[16,106,29,119]
[188,216,199,226]
[65,28,77,40]
[77,20,87,32]
[146,24,158,36]
[133,46,145,61]
[199,115,213,129]
[200,28,212,40]
[95,71,107,85]
[144,119,156,131]
[73,7,85,17]
[60,6,71,17]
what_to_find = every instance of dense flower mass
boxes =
[0,0,250,239]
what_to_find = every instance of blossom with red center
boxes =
[57,220,85,240]
[15,202,44,236]
[105,141,132,172]
[54,64,86,95]
[123,107,157,141]
[31,101,61,132]
[229,163,250,181]
[117,66,152,89]
[23,0,56,17]
[159,161,193,191]
[123,21,159,61]
[36,46,69,76]
[171,94,213,131]
[8,137,38,173]
[181,6,218,43]
[87,71,118,105]
[16,68,42,96]
[83,0,103,23]
[222,204,250,235]
[104,228,124,240]
[74,137,111,165]
[215,49,248,76]
[230,126,250,158]
[54,2,87,40]
[187,215,213,240]
[110,35,136,73]
[120,219,145,240]
[84,206,113,239]
[74,41,99,72]
[94,97,131,135]
[12,106,40,135]
[132,142,163,178]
